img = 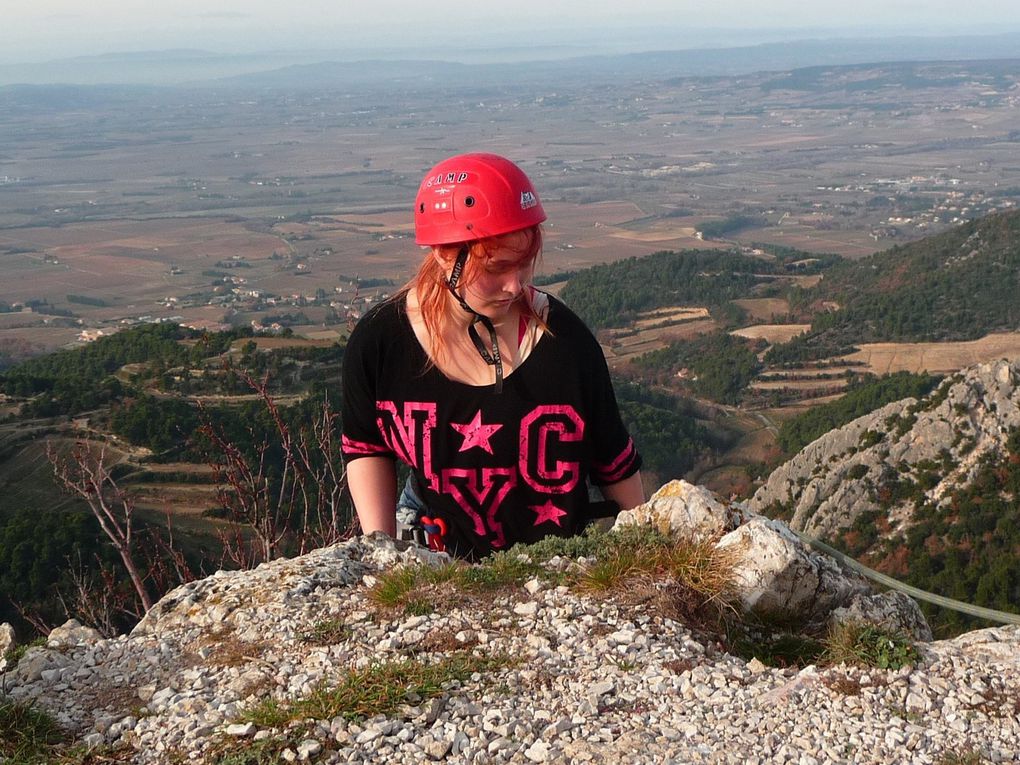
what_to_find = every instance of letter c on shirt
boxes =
[519,405,583,494]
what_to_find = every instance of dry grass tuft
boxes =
[300,618,351,646]
[90,684,143,717]
[576,530,739,629]
[970,687,1020,719]
[664,658,696,674]
[934,749,986,765]
[198,628,270,669]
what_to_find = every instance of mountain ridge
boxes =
[751,358,1020,633]
[4,35,1020,87]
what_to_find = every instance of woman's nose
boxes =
[503,271,523,294]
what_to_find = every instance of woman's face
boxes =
[444,229,536,319]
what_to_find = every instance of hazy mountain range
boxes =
[2,32,1020,88]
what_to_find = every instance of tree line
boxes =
[777,372,941,455]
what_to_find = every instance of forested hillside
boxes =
[559,247,835,329]
[777,372,941,455]
[849,426,1020,635]
[771,209,1020,360]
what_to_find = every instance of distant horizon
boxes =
[2,27,1020,88]
[2,10,1019,67]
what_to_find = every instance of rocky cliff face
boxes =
[749,359,1020,541]
[4,482,1019,764]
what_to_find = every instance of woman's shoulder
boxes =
[535,291,609,365]
[541,292,594,335]
[346,294,410,348]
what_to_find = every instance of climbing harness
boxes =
[419,515,448,553]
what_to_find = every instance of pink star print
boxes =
[450,409,502,454]
[530,499,567,527]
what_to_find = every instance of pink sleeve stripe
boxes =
[594,437,635,474]
[593,439,638,484]
[341,435,392,456]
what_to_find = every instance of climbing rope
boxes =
[793,529,1020,626]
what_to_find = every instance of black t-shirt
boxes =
[341,292,641,559]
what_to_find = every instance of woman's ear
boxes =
[430,247,455,282]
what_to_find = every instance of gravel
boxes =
[6,534,1018,764]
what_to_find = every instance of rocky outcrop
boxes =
[749,359,1020,540]
[5,481,1014,763]
[616,480,931,640]
[1,525,1015,764]
[716,517,868,622]
[614,479,748,540]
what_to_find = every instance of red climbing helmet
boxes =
[414,153,547,246]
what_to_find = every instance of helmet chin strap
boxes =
[445,245,505,394]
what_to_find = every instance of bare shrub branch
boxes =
[47,440,153,612]
[200,370,352,569]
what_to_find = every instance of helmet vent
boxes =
[419,203,425,213]
[464,196,476,208]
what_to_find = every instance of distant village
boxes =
[2,266,391,345]
[812,175,1018,239]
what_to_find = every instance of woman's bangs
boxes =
[477,225,543,267]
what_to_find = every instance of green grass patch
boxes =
[823,621,919,670]
[205,734,297,765]
[369,562,465,614]
[0,699,66,763]
[3,638,45,670]
[729,620,919,671]
[240,651,509,727]
[511,527,613,561]
[458,551,545,590]
[300,618,351,646]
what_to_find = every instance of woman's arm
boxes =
[348,457,398,537]
[601,470,646,512]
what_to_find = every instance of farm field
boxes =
[840,333,1020,375]
[604,317,718,363]
[5,58,1019,351]
[732,298,791,322]
[748,225,883,260]
[731,323,811,345]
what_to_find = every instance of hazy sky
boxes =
[3,1,1019,63]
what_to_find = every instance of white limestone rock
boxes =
[613,479,746,540]
[715,516,871,625]
[132,534,447,637]
[828,590,933,642]
[0,622,15,671]
[934,624,1020,663]
[48,619,102,648]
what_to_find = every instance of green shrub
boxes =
[824,622,918,669]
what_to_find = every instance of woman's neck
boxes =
[441,288,523,330]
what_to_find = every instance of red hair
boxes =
[407,224,546,368]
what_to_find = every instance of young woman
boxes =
[341,153,644,559]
